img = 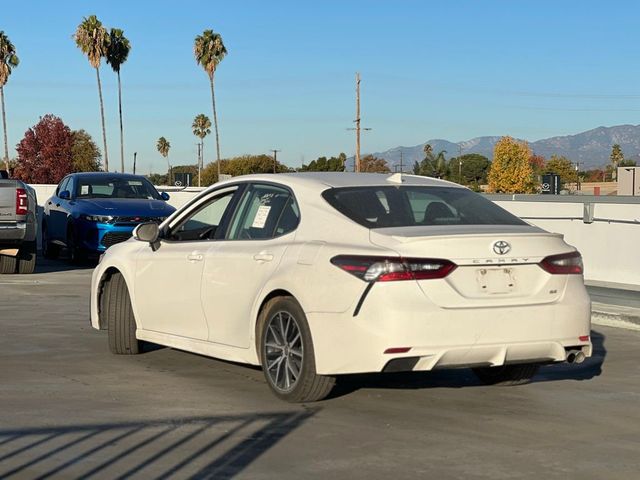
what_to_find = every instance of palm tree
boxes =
[194,30,227,178]
[106,28,131,174]
[156,136,171,184]
[0,31,19,172]
[192,113,211,187]
[74,15,110,171]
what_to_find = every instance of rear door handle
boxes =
[253,252,274,262]
[187,253,204,262]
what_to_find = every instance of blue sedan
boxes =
[43,173,175,261]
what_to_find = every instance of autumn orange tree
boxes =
[487,136,535,193]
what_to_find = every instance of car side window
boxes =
[66,177,76,199]
[166,189,237,242]
[228,184,299,240]
[57,177,69,196]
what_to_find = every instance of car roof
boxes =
[215,172,464,192]
[70,172,149,181]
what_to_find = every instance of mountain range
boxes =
[354,124,640,170]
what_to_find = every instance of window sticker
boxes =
[81,185,89,195]
[251,205,271,228]
[129,181,143,186]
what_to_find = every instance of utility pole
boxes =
[271,149,281,174]
[347,72,371,172]
[398,151,404,173]
[133,152,137,175]
[458,145,463,184]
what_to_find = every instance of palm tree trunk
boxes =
[117,71,124,173]
[209,74,221,178]
[1,86,9,172]
[198,141,203,187]
[96,67,109,172]
[167,156,171,185]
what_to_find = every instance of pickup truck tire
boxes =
[0,254,17,274]
[17,241,36,274]
[42,223,59,259]
[103,272,141,355]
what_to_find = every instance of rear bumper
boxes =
[0,221,27,243]
[307,276,592,375]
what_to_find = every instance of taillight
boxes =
[331,255,456,282]
[16,188,28,216]
[539,251,583,275]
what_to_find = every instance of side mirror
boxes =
[160,192,170,201]
[133,222,160,250]
[59,190,71,200]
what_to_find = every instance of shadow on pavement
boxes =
[0,411,315,479]
[329,330,606,399]
[33,255,96,274]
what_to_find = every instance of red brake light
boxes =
[331,255,457,282]
[539,251,583,275]
[16,188,28,216]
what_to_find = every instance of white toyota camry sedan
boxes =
[90,172,592,402]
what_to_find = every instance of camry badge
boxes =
[493,240,511,255]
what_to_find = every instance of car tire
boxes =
[472,363,540,386]
[258,296,335,402]
[17,241,37,274]
[0,254,17,274]
[42,223,59,259]
[103,272,141,355]
[67,225,85,264]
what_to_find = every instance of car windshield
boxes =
[75,177,161,200]
[322,186,526,228]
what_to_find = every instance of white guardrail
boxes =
[29,185,640,289]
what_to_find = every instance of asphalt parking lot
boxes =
[1,259,639,479]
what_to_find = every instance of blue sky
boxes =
[3,0,640,173]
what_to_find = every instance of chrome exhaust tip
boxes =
[566,350,585,364]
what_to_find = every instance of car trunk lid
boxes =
[369,225,574,308]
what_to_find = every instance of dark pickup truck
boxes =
[0,171,38,273]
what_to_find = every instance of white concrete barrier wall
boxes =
[29,184,640,288]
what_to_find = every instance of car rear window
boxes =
[322,186,526,228]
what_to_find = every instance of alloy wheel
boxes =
[264,311,304,392]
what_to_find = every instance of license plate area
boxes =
[476,268,516,294]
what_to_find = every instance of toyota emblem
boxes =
[493,240,511,255]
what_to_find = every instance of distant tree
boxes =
[147,173,168,186]
[300,153,346,172]
[360,154,390,173]
[194,29,227,178]
[448,153,491,187]
[619,158,637,167]
[156,136,171,184]
[0,31,19,172]
[544,155,576,184]
[487,136,535,193]
[74,15,110,171]
[192,114,211,186]
[609,143,624,180]
[583,168,606,183]
[201,154,292,186]
[71,129,101,172]
[528,154,546,176]
[106,28,131,173]
[413,144,447,178]
[14,114,73,183]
